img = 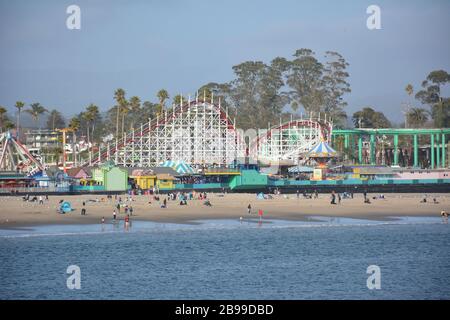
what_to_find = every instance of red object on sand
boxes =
[258,209,263,216]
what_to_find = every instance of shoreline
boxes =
[0,192,448,229]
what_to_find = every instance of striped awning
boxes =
[160,160,194,174]
[288,166,314,173]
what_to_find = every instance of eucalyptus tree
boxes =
[415,70,450,128]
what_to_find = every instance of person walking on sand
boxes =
[330,191,336,205]
[247,204,252,214]
[39,195,43,205]
[113,210,117,221]
[338,193,341,204]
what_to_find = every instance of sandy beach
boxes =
[0,192,448,228]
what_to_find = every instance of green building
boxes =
[91,163,128,191]
[229,169,268,190]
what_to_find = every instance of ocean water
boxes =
[0,217,449,300]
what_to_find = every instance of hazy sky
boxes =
[1,0,449,123]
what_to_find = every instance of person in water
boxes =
[124,215,130,229]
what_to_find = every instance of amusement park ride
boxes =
[82,96,333,168]
[0,131,44,175]
[0,94,335,176]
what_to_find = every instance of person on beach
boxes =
[129,206,133,216]
[116,203,121,213]
[330,191,336,205]
[81,208,86,215]
[101,217,105,224]
[338,193,341,204]
[296,190,299,199]
[39,196,43,205]
[314,190,318,199]
[113,210,117,221]
[247,204,252,214]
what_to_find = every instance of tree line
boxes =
[0,49,449,146]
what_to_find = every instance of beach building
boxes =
[392,168,450,180]
[66,167,91,180]
[91,163,128,191]
[24,129,63,166]
[128,168,156,190]
[347,166,397,180]
[156,173,177,189]
[127,167,180,190]
[0,171,34,191]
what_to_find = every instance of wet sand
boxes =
[0,192,448,228]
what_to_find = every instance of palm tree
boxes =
[85,104,99,142]
[406,108,429,128]
[4,121,15,130]
[156,89,169,116]
[68,117,80,166]
[114,89,127,140]
[405,84,413,97]
[128,96,141,130]
[0,106,7,132]
[14,101,25,139]
[25,103,48,129]
[403,84,414,128]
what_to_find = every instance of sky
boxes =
[0,0,449,125]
